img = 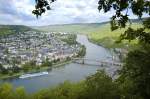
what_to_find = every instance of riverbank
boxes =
[0,60,73,80]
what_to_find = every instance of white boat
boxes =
[19,71,49,79]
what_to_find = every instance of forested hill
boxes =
[0,25,36,36]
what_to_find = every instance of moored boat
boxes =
[19,72,49,79]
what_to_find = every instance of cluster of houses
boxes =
[0,31,81,69]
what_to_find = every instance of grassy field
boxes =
[88,23,143,49]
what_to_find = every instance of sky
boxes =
[0,0,140,26]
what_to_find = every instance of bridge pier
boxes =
[82,59,84,64]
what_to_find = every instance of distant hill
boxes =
[0,25,36,36]
[33,18,148,34]
[33,22,109,34]
[0,18,147,36]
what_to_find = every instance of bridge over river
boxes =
[72,58,123,67]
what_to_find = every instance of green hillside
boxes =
[88,23,143,49]
[32,19,143,34]
[33,22,109,34]
[0,25,36,36]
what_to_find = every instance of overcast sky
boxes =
[0,0,140,26]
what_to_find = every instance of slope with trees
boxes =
[0,25,36,36]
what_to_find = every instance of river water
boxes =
[0,35,119,93]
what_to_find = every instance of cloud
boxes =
[0,0,36,25]
[35,0,114,25]
[0,0,143,26]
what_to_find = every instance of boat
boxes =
[19,71,49,79]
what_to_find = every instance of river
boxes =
[0,35,119,93]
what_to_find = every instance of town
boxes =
[0,31,83,74]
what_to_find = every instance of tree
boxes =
[15,87,27,99]
[22,60,36,72]
[97,1,150,99]
[97,0,150,45]
[0,83,15,99]
[118,47,150,99]
[84,70,120,99]
[0,64,3,71]
[41,58,52,67]
[0,67,9,74]
[11,65,20,73]
[32,0,56,18]
[4,48,9,55]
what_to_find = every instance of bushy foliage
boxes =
[0,83,28,99]
[61,34,77,45]
[97,1,150,98]
[22,60,36,72]
[77,45,86,57]
[84,70,120,99]
[98,0,150,30]
[41,58,52,67]
[117,45,150,99]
